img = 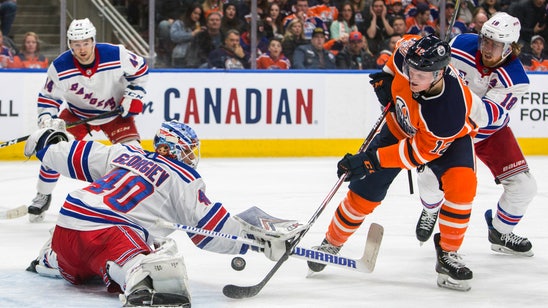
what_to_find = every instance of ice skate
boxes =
[28,193,52,223]
[122,289,190,307]
[307,238,342,273]
[434,233,472,291]
[485,210,533,257]
[415,208,439,244]
[120,271,190,307]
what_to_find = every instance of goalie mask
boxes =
[154,121,200,168]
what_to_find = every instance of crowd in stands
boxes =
[150,0,548,71]
[1,0,548,71]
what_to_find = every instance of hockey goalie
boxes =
[24,121,305,307]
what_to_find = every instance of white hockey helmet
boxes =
[480,12,520,59]
[154,120,200,168]
[67,18,96,48]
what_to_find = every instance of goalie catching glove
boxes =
[24,128,69,157]
[235,206,306,261]
[337,150,381,181]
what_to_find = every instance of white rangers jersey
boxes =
[37,43,149,125]
[37,140,247,255]
[449,33,529,142]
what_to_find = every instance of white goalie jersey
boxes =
[38,140,246,255]
[37,43,148,125]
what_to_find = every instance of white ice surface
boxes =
[1,157,547,307]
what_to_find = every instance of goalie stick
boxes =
[157,220,383,274]
[0,205,27,219]
[0,108,122,150]
[222,103,392,299]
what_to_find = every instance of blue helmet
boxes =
[154,121,200,168]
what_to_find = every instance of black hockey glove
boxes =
[337,150,381,182]
[369,72,394,109]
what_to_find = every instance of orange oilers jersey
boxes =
[378,35,480,170]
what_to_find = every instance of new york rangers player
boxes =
[415,12,537,257]
[24,121,304,307]
[28,18,149,222]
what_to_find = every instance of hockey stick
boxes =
[222,103,392,299]
[444,0,462,42]
[157,220,383,274]
[0,205,27,219]
[0,108,122,150]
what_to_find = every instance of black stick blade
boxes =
[222,284,262,299]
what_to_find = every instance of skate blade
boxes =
[120,293,190,307]
[491,244,534,257]
[436,274,471,292]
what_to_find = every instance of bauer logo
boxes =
[293,247,357,269]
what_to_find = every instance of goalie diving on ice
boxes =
[24,120,305,307]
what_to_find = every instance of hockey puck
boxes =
[231,257,246,271]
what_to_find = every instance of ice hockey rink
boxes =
[1,156,547,307]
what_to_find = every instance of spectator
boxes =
[170,4,205,68]
[364,0,394,55]
[183,11,223,68]
[264,2,285,38]
[351,0,368,32]
[508,0,548,51]
[0,0,16,38]
[376,33,401,68]
[386,0,405,23]
[221,2,246,35]
[0,30,13,68]
[480,0,501,19]
[391,15,407,36]
[256,37,291,69]
[208,29,250,69]
[336,31,377,69]
[310,0,340,26]
[458,0,476,25]
[520,35,548,71]
[282,18,308,62]
[292,27,336,69]
[155,0,184,67]
[467,8,488,34]
[404,0,439,26]
[203,0,223,18]
[438,1,468,40]
[406,2,437,37]
[8,32,48,69]
[330,2,358,40]
[283,0,327,40]
[240,19,270,55]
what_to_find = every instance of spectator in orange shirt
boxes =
[256,37,291,69]
[376,33,401,68]
[520,35,548,71]
[9,32,48,69]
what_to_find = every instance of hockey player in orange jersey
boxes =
[307,35,487,291]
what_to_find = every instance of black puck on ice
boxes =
[231,256,246,271]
